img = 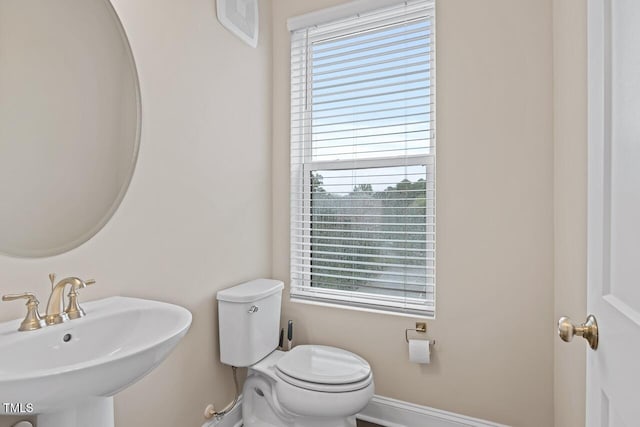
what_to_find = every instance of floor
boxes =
[357,420,383,427]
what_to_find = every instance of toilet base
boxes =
[242,375,357,427]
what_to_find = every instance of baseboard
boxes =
[201,394,510,427]
[358,395,510,427]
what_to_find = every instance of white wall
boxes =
[0,0,272,426]
[272,1,555,426]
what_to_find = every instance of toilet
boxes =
[217,279,374,427]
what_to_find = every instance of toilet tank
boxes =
[217,279,284,367]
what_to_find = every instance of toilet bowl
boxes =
[217,279,374,427]
[245,346,374,426]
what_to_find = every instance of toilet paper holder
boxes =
[405,322,435,346]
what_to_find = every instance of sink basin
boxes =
[0,296,192,426]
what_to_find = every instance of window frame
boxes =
[289,0,436,318]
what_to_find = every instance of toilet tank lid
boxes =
[217,279,284,303]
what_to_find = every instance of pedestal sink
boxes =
[0,296,192,427]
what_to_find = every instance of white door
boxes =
[584,0,640,425]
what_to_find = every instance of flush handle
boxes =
[248,305,259,314]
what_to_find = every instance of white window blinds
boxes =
[290,0,435,316]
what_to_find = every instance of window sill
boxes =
[289,294,435,320]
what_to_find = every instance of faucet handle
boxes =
[3,292,37,302]
[77,278,95,289]
[2,293,45,331]
[65,278,96,320]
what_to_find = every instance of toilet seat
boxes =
[275,345,372,392]
[276,369,373,393]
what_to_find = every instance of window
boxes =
[289,0,435,316]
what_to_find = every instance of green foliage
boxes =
[309,172,428,294]
[311,173,326,193]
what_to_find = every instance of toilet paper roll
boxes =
[409,339,430,364]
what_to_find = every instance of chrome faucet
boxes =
[44,274,95,325]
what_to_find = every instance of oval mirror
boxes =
[0,0,140,257]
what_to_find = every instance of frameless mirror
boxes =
[0,0,140,257]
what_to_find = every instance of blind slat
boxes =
[293,255,431,269]
[294,96,433,116]
[309,45,432,73]
[292,84,431,106]
[293,282,431,297]
[299,112,429,130]
[291,138,434,154]
[294,271,433,287]
[297,52,434,80]
[310,32,431,64]
[290,280,435,295]
[292,104,430,125]
[289,285,433,305]
[309,70,431,96]
[292,219,434,226]
[312,23,431,56]
[291,241,432,254]
[289,213,431,220]
[293,263,432,280]
[292,227,432,237]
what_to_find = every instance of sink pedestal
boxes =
[37,397,114,427]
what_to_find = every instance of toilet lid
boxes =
[276,369,373,393]
[276,345,371,385]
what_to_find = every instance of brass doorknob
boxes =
[557,314,598,350]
